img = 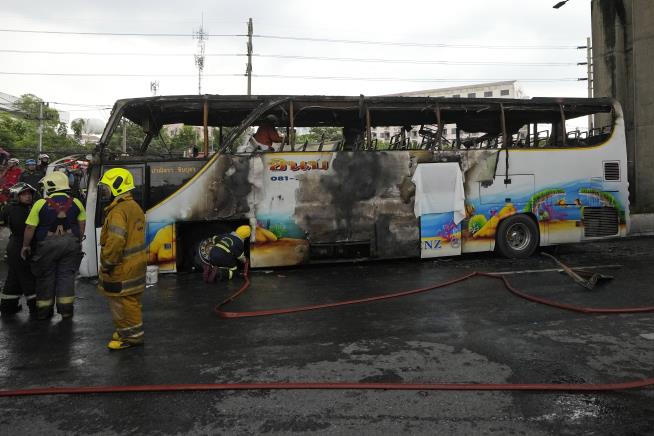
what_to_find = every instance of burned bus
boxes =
[79,95,629,277]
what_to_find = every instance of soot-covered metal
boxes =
[293,152,418,258]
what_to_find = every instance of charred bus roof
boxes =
[99,94,616,152]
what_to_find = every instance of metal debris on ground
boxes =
[541,252,613,290]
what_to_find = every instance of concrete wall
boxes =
[592,0,654,212]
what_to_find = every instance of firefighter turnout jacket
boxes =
[209,232,245,268]
[26,193,85,241]
[98,193,147,296]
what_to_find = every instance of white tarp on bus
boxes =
[412,162,466,224]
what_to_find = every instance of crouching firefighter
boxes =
[202,225,251,283]
[21,172,86,320]
[0,183,37,317]
[97,168,147,350]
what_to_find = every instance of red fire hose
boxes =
[2,261,654,398]
[214,263,654,318]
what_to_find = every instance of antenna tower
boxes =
[193,15,208,94]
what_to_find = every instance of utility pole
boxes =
[193,15,207,95]
[122,122,127,153]
[577,37,594,131]
[246,18,253,95]
[38,101,43,153]
[586,36,593,131]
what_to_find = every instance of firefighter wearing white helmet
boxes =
[201,225,251,282]
[97,167,147,350]
[22,171,86,320]
[0,183,37,317]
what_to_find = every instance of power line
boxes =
[0,28,578,49]
[49,101,111,107]
[0,71,241,78]
[253,34,579,50]
[0,28,242,37]
[256,54,578,67]
[0,48,580,66]
[0,49,243,57]
[253,74,580,83]
[0,70,580,83]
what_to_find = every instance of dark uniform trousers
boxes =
[0,237,35,315]
[31,234,83,319]
[1,202,36,316]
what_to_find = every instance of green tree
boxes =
[168,125,197,151]
[14,94,60,125]
[0,113,30,147]
[57,122,68,137]
[0,94,80,153]
[296,126,341,144]
[71,119,85,141]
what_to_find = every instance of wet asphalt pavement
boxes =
[1,234,654,435]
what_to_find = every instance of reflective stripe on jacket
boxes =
[215,233,245,261]
[98,193,147,296]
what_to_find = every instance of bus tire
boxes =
[495,214,539,259]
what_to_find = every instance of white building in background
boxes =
[373,80,527,144]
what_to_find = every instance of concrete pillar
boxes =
[592,0,654,211]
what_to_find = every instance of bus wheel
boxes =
[496,214,539,259]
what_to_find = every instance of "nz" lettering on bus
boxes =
[422,239,442,250]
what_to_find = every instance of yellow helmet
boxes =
[235,225,251,239]
[40,171,70,195]
[99,167,135,196]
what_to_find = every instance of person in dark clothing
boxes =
[202,225,250,283]
[19,159,44,194]
[22,171,86,320]
[37,154,50,174]
[0,183,37,317]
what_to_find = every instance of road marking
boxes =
[488,264,622,276]
[640,333,654,340]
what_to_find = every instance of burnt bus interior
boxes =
[95,95,616,270]
[100,95,615,158]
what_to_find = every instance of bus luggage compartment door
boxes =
[420,212,462,258]
[411,163,465,259]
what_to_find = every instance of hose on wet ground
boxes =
[2,259,654,398]
[214,261,654,319]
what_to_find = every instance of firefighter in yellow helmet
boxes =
[97,168,147,350]
[21,171,86,320]
[202,225,250,283]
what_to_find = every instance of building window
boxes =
[451,128,457,134]
[500,89,510,96]
[467,93,476,98]
[484,91,493,97]
[452,94,460,98]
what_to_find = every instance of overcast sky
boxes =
[1,0,592,122]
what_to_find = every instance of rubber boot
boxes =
[108,336,144,351]
[0,299,21,317]
[36,305,54,320]
[26,298,37,317]
[58,304,74,319]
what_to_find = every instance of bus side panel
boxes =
[146,222,176,272]
[250,151,419,268]
[458,115,629,250]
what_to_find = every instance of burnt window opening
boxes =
[101,96,617,155]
